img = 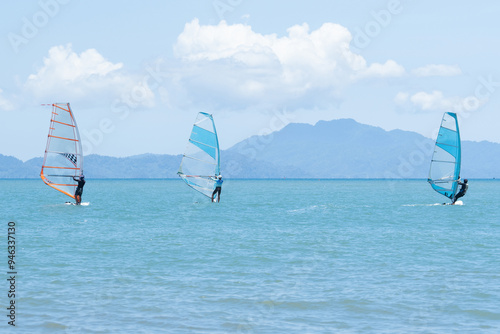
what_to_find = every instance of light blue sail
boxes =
[178,112,220,198]
[190,125,217,159]
[428,112,461,200]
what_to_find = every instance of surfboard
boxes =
[442,200,463,206]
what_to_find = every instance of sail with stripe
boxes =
[41,103,83,199]
[428,112,461,201]
[178,112,220,199]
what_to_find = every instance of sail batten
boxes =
[43,166,79,170]
[48,134,79,141]
[428,112,461,201]
[182,155,217,165]
[52,120,76,127]
[188,138,217,148]
[41,103,83,199]
[430,160,455,164]
[178,112,220,199]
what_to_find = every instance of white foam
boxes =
[65,202,90,206]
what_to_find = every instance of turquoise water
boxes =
[1,179,499,333]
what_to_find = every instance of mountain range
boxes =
[1,118,498,178]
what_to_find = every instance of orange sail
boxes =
[40,103,83,199]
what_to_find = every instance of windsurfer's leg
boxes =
[76,188,81,204]
[452,192,463,204]
[75,188,83,204]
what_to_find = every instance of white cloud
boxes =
[24,44,155,107]
[394,92,409,104]
[172,19,405,109]
[0,89,15,111]
[412,64,462,77]
[358,60,405,79]
[397,90,485,113]
[411,91,453,110]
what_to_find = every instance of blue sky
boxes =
[1,0,500,160]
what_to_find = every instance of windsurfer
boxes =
[452,178,468,204]
[73,174,85,205]
[211,175,223,202]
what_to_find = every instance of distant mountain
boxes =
[83,154,182,178]
[0,155,42,178]
[1,119,499,178]
[224,118,499,179]
[0,152,299,179]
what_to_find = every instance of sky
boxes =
[1,0,500,161]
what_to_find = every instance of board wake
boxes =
[403,200,463,207]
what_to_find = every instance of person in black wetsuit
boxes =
[72,175,85,205]
[452,178,468,204]
[211,174,223,203]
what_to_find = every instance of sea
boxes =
[1,179,499,333]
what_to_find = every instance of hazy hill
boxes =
[83,154,182,178]
[225,118,499,178]
[1,118,498,178]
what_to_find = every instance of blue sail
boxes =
[428,112,461,200]
[178,112,220,198]
[190,125,217,159]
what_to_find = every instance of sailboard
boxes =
[178,112,220,200]
[427,112,461,202]
[40,103,84,199]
